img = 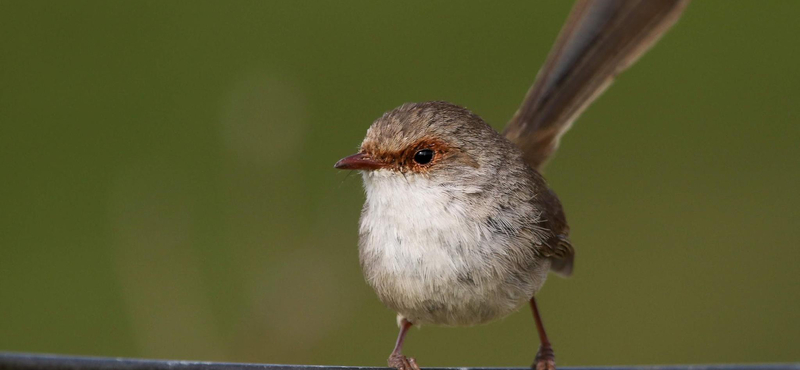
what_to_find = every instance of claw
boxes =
[533,358,556,370]
[388,353,420,370]
[407,357,420,370]
[533,344,556,370]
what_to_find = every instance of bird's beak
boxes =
[334,152,388,170]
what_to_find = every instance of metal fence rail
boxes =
[1,353,797,370]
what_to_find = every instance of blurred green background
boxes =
[1,1,798,367]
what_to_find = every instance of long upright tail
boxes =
[503,0,691,171]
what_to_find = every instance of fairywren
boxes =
[335,1,690,369]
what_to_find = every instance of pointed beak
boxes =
[334,152,388,170]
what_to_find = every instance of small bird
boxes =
[335,1,690,369]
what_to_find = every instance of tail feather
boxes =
[503,0,691,171]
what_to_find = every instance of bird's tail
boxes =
[503,0,691,171]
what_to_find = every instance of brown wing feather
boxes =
[504,0,691,171]
[539,185,574,277]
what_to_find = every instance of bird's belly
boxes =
[359,224,548,326]
[375,268,532,326]
[358,172,549,325]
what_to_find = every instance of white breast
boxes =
[358,170,546,326]
[361,170,477,273]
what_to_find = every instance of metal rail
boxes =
[1,353,798,370]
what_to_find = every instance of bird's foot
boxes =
[532,344,556,370]
[388,353,420,370]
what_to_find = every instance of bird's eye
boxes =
[413,149,434,165]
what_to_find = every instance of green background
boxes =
[1,1,798,367]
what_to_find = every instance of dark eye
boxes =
[413,149,434,165]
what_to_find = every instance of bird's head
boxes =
[335,102,516,190]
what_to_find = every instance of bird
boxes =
[334,1,690,369]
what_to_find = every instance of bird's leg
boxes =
[387,318,420,370]
[530,297,556,370]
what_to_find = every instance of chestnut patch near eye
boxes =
[402,137,450,172]
[413,149,434,165]
[360,137,463,172]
